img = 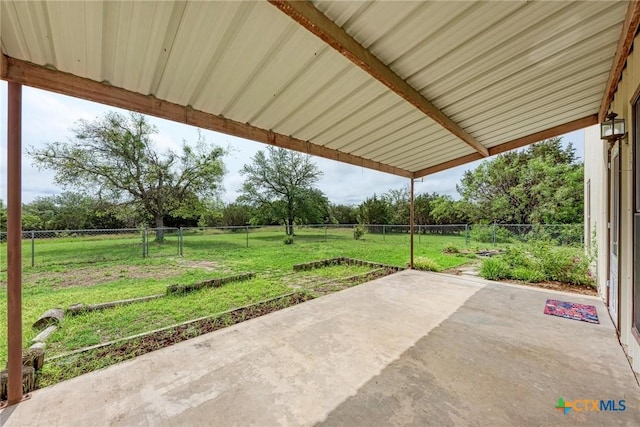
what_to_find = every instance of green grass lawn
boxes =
[0,228,477,366]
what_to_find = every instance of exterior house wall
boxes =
[585,32,639,371]
[584,125,609,298]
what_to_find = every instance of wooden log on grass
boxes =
[66,303,86,315]
[21,348,45,371]
[167,273,255,295]
[33,308,63,330]
[33,325,57,343]
[0,367,35,401]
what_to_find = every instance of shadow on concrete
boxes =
[319,282,640,426]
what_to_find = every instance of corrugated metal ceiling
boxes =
[0,0,629,176]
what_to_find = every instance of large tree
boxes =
[239,147,323,235]
[457,138,583,224]
[358,194,392,227]
[29,112,225,239]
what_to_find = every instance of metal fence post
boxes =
[246,226,249,248]
[383,224,385,240]
[465,224,470,246]
[418,225,421,243]
[145,228,150,257]
[492,222,496,247]
[179,227,183,256]
[324,224,327,242]
[142,229,146,258]
[31,231,35,267]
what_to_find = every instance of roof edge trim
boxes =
[413,114,598,178]
[1,55,413,178]
[599,0,640,121]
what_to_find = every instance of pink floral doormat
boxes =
[543,299,599,324]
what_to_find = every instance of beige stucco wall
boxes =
[584,125,608,298]
[586,31,640,371]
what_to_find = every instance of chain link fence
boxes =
[0,223,583,268]
[0,229,142,268]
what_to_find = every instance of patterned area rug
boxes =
[544,299,599,324]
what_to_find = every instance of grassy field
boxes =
[0,228,481,366]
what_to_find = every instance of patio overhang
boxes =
[1,0,632,178]
[2,0,640,405]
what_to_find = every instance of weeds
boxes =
[479,242,593,285]
[413,257,442,272]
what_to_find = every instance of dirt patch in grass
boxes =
[26,264,183,288]
[177,259,231,272]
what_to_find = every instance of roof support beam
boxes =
[1,56,413,178]
[599,0,640,121]
[269,0,489,158]
[413,114,598,178]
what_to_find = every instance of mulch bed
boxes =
[502,279,597,296]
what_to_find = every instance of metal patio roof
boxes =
[1,1,637,178]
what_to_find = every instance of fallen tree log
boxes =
[33,308,63,330]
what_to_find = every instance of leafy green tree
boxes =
[457,138,582,224]
[221,202,252,227]
[294,188,331,225]
[239,147,323,235]
[329,204,358,224]
[22,197,57,230]
[358,194,392,226]
[413,193,435,225]
[21,192,126,230]
[430,195,470,225]
[383,187,410,224]
[28,112,225,240]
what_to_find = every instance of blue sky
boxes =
[0,81,585,205]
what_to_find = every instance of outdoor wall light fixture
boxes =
[600,112,626,142]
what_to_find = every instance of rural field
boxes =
[0,225,586,387]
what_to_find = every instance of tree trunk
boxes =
[287,216,294,236]
[155,214,164,241]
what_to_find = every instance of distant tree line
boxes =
[5,111,582,235]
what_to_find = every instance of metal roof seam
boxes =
[247,45,331,125]
[186,1,255,107]
[219,23,298,117]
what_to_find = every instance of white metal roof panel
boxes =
[0,0,629,177]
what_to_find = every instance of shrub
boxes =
[470,225,513,244]
[511,267,545,283]
[533,245,592,285]
[481,242,594,286]
[442,243,460,254]
[353,224,365,240]
[283,235,294,245]
[413,256,442,272]
[502,245,540,271]
[480,258,511,281]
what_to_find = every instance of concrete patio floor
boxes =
[2,270,639,426]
